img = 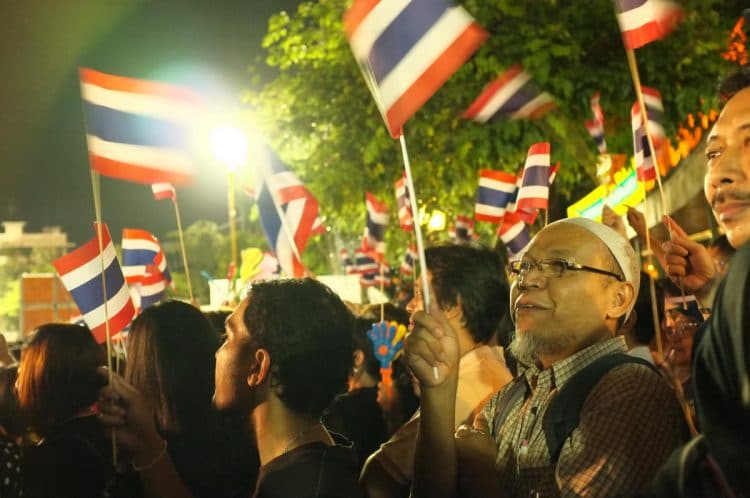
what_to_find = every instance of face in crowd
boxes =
[705,86,750,249]
[661,308,700,368]
[508,223,632,365]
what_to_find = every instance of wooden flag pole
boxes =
[640,189,665,361]
[172,197,194,302]
[626,48,689,309]
[380,262,385,323]
[89,170,117,464]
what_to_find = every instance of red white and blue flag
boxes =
[475,169,517,224]
[516,143,551,211]
[151,182,176,201]
[585,93,607,154]
[631,104,657,182]
[635,86,666,148]
[340,249,357,275]
[449,215,474,242]
[462,65,556,122]
[79,68,201,185]
[394,174,414,230]
[53,224,135,344]
[549,162,560,186]
[256,147,322,278]
[614,0,683,50]
[121,229,171,310]
[344,0,488,138]
[354,248,380,275]
[400,244,418,276]
[498,219,531,259]
[365,192,389,259]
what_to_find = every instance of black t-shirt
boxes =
[253,431,361,498]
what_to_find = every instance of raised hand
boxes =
[625,206,648,239]
[405,307,459,388]
[601,205,626,239]
[661,215,716,292]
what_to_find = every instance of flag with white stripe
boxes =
[151,182,176,201]
[365,192,389,260]
[474,169,517,224]
[394,174,414,230]
[631,104,657,182]
[614,0,683,50]
[516,143,551,211]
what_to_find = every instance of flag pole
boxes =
[379,262,385,323]
[638,185,665,361]
[625,48,688,308]
[89,170,117,464]
[172,197,194,302]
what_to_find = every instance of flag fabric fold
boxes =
[614,0,684,50]
[79,68,201,185]
[462,65,556,122]
[256,147,322,278]
[121,228,171,311]
[53,224,135,343]
[344,0,488,138]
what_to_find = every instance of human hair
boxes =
[203,309,232,339]
[16,324,104,435]
[718,64,750,105]
[425,244,509,344]
[363,303,410,327]
[125,300,219,432]
[0,365,24,437]
[353,317,381,381]
[243,279,354,416]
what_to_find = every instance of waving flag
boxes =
[354,249,380,275]
[635,86,666,148]
[151,182,176,201]
[463,65,556,122]
[257,147,322,277]
[400,244,418,276]
[549,162,560,186]
[631,104,657,182]
[449,215,474,242]
[475,169,517,223]
[79,68,201,185]
[614,0,683,50]
[394,175,414,230]
[344,0,488,138]
[340,249,357,275]
[516,143,551,211]
[364,192,389,259]
[121,229,171,310]
[498,219,531,259]
[53,224,135,343]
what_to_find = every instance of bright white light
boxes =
[211,126,248,171]
[428,210,446,231]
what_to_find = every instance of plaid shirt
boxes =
[482,337,686,497]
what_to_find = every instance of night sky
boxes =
[1,0,303,244]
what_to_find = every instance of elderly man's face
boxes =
[705,87,750,249]
[509,224,626,365]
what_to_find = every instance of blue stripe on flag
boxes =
[494,81,539,117]
[83,102,191,149]
[122,248,159,267]
[615,0,648,12]
[68,257,126,314]
[478,186,514,207]
[370,0,451,83]
[522,166,549,187]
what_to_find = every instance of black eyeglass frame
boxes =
[508,258,625,282]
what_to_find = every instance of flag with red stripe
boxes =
[79,68,201,185]
[151,182,176,201]
[344,0,488,138]
[394,174,414,230]
[631,104,657,182]
[474,169,517,224]
[614,0,683,50]
[516,143,551,211]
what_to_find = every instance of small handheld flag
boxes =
[475,169,518,223]
[53,224,135,343]
[151,182,176,201]
[364,192,389,259]
[394,175,414,230]
[516,143,551,211]
[614,0,683,50]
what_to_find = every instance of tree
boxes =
[244,0,742,269]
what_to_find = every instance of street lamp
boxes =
[210,126,248,274]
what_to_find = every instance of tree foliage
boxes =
[244,0,742,269]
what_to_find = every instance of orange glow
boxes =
[722,17,748,66]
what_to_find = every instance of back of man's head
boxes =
[243,278,354,416]
[718,64,750,105]
[426,244,509,344]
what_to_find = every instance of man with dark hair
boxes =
[214,278,360,498]
[360,244,512,498]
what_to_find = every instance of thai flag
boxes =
[394,175,413,231]
[584,120,607,154]
[549,162,560,186]
[53,224,135,344]
[373,266,393,288]
[635,86,666,148]
[614,0,683,50]
[631,105,657,182]
[365,192,389,259]
[256,146,322,277]
[151,182,176,201]
[450,215,474,242]
[121,229,171,285]
[516,143,551,211]
[340,249,357,275]
[498,219,531,259]
[400,244,418,276]
[79,68,201,185]
[355,249,380,275]
[475,169,517,224]
[462,65,556,122]
[344,0,488,138]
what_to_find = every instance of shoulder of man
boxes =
[583,360,675,413]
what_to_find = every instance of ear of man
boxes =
[247,348,271,387]
[606,282,635,320]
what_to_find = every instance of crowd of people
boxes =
[0,67,748,498]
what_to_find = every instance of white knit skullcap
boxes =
[546,217,640,318]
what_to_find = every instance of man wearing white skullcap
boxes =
[405,219,686,498]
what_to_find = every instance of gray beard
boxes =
[508,331,576,366]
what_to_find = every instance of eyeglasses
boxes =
[508,258,624,282]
